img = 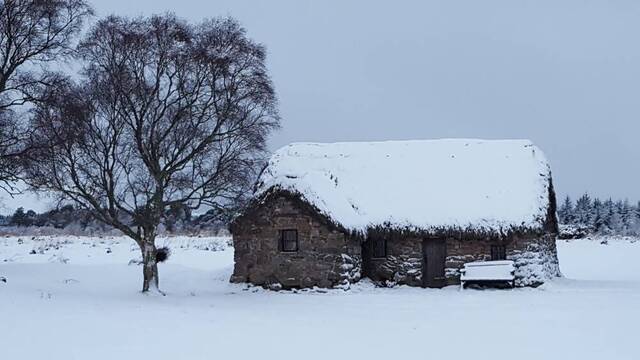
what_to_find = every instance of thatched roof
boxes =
[253,139,554,235]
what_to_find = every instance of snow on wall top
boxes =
[255,139,552,234]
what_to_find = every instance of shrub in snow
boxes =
[558,224,589,240]
[512,240,561,287]
[336,254,361,290]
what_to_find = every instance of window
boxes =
[491,245,506,261]
[372,237,387,258]
[280,229,298,252]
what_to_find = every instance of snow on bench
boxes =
[460,260,515,289]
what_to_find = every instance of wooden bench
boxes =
[460,260,515,289]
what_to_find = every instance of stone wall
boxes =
[445,233,561,286]
[445,236,499,285]
[365,233,561,287]
[231,194,361,289]
[363,235,494,287]
[364,236,423,287]
[231,192,560,289]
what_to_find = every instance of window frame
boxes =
[279,229,299,253]
[371,237,387,259]
[490,244,507,261]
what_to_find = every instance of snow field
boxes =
[0,236,638,360]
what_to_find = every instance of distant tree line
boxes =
[0,204,227,235]
[1,205,82,228]
[558,193,640,236]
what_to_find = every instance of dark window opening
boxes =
[372,237,387,258]
[280,229,298,252]
[491,245,506,261]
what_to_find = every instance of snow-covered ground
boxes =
[1,236,638,360]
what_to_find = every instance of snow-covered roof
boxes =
[255,139,553,234]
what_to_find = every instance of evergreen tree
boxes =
[558,196,574,224]
[592,198,605,233]
[633,201,640,234]
[9,207,26,227]
[601,199,616,234]
[619,199,633,235]
[574,193,592,227]
[611,200,625,233]
[25,210,36,227]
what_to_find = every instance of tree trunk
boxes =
[141,239,162,294]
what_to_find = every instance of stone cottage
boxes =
[230,139,561,289]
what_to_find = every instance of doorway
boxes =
[422,239,446,288]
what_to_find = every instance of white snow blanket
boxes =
[256,139,552,233]
[1,236,639,360]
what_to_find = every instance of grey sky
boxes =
[2,0,640,214]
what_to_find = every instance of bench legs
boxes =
[459,280,515,290]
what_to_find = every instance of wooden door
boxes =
[422,239,447,288]
[361,239,373,279]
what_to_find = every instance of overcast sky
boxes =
[2,0,640,214]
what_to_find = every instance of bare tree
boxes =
[0,108,22,193]
[0,0,92,194]
[27,14,279,293]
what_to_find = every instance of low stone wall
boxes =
[231,195,362,289]
[365,236,423,286]
[446,234,561,286]
[367,234,561,287]
[365,235,491,287]
[445,237,492,284]
[232,193,560,289]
